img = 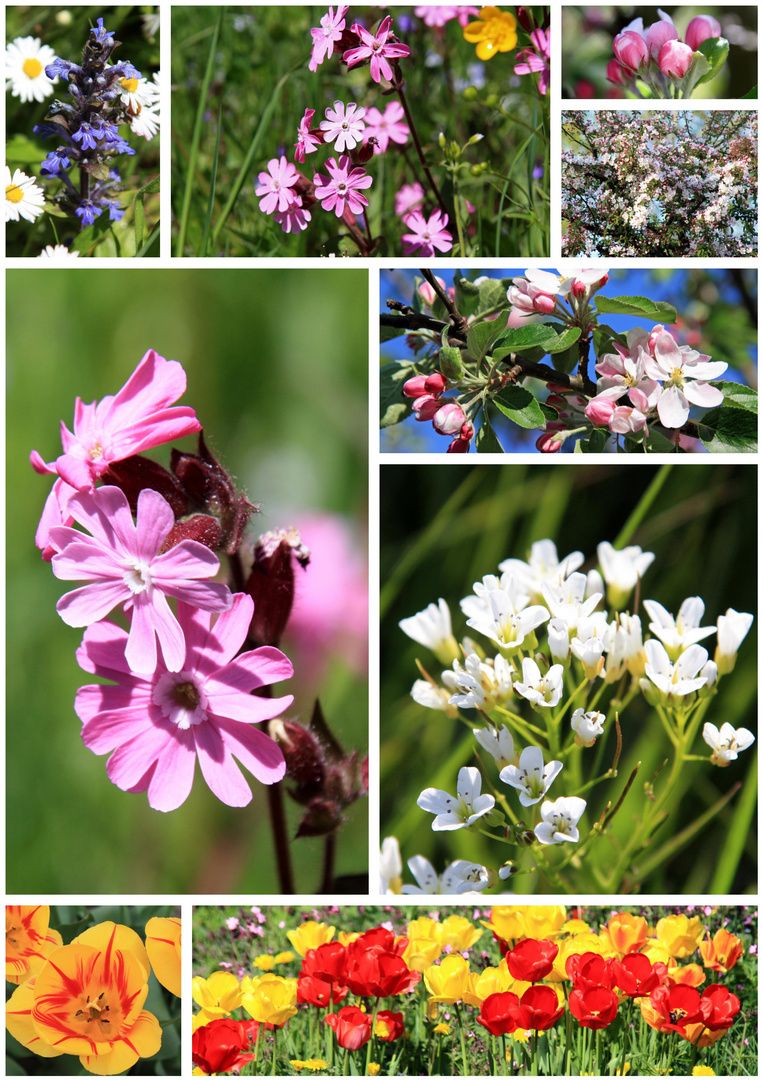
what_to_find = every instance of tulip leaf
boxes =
[695,37,730,86]
[493,385,546,429]
[594,295,678,322]
[380,360,416,428]
[476,417,504,453]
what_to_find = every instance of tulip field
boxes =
[192,904,757,1076]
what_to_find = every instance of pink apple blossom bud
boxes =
[412,394,441,421]
[613,30,649,72]
[606,59,630,85]
[433,402,467,436]
[547,383,571,394]
[534,293,557,314]
[403,375,430,398]
[609,405,647,434]
[647,325,671,354]
[545,394,566,409]
[658,40,694,79]
[460,421,475,441]
[645,19,678,61]
[446,437,470,454]
[685,15,722,52]
[585,395,616,426]
[424,372,448,395]
[417,277,448,307]
[536,431,563,453]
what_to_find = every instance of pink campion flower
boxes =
[343,16,411,84]
[612,30,649,72]
[401,209,453,256]
[514,28,550,95]
[74,593,292,812]
[320,101,366,153]
[49,485,233,674]
[30,348,201,557]
[309,5,348,72]
[642,331,727,428]
[685,15,722,52]
[395,182,424,217]
[362,101,409,153]
[658,40,694,78]
[414,6,479,29]
[313,155,373,217]
[294,108,323,163]
[274,200,312,234]
[256,156,300,215]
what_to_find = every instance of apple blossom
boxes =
[658,40,694,79]
[685,15,722,52]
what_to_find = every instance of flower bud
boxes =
[446,436,470,454]
[433,402,466,436]
[698,660,718,698]
[104,454,188,517]
[498,861,517,880]
[403,375,429,398]
[685,15,722,52]
[645,19,678,61]
[412,394,441,421]
[548,618,570,662]
[462,86,478,101]
[516,6,536,33]
[246,529,309,647]
[658,40,694,79]
[424,372,448,395]
[271,719,326,803]
[171,432,256,554]
[536,431,563,453]
[351,138,376,165]
[613,30,649,72]
[606,59,630,85]
[585,394,617,426]
[460,421,475,441]
[161,512,223,553]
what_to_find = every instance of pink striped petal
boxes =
[134,487,176,561]
[206,690,294,725]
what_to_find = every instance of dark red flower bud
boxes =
[516,6,537,32]
[272,719,326,803]
[351,138,377,165]
[171,431,257,554]
[161,513,223,553]
[246,532,307,647]
[295,796,345,838]
[103,454,188,516]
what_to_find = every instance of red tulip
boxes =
[476,991,521,1036]
[569,986,619,1029]
[612,954,667,997]
[700,984,741,1031]
[566,952,617,990]
[507,938,559,982]
[513,985,565,1031]
[192,1018,257,1075]
[297,973,349,1008]
[325,1005,373,1050]
[375,1009,405,1041]
[301,942,348,985]
[649,985,705,1034]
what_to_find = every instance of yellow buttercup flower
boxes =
[463,7,517,61]
[254,954,276,971]
[274,951,296,964]
[512,1028,531,1044]
[304,1060,329,1071]
[145,916,181,998]
[5,906,63,985]
[692,1068,715,1076]
[191,971,242,1015]
[433,1022,452,1035]
[368,1065,381,1076]
[242,974,298,1027]
[287,922,336,956]
[436,915,483,951]
[424,955,471,1004]
[655,915,704,959]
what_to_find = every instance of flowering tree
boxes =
[380,268,757,453]
[172,5,550,256]
[5,12,160,257]
[562,111,757,258]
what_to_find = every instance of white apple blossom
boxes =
[418,766,495,831]
[512,657,564,708]
[534,796,587,845]
[400,598,460,665]
[715,609,754,674]
[642,597,715,658]
[702,722,755,766]
[500,745,563,806]
[642,331,727,429]
[571,709,606,747]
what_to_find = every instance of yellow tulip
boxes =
[600,912,649,956]
[423,955,471,1004]
[287,921,336,957]
[243,974,298,1027]
[655,915,705,959]
[145,916,181,997]
[5,906,63,985]
[192,971,242,1015]
[436,915,483,952]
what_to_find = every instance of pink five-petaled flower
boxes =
[395,182,424,217]
[401,210,453,256]
[363,101,409,153]
[30,349,201,557]
[294,108,323,163]
[309,5,348,72]
[514,28,550,95]
[256,156,300,215]
[49,485,233,674]
[313,155,373,217]
[74,593,292,811]
[320,101,367,153]
[343,16,411,84]
[642,331,727,428]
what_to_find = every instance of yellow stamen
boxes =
[23,58,43,78]
[6,184,24,204]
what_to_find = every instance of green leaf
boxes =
[477,277,507,314]
[581,430,608,453]
[484,808,506,827]
[540,401,560,422]
[544,327,582,354]
[695,37,730,86]
[381,320,407,342]
[492,324,561,352]
[698,402,758,453]
[453,269,480,317]
[741,85,758,99]
[552,343,578,375]
[595,295,677,323]
[475,417,504,452]
[646,429,677,453]
[493,385,546,429]
[380,361,416,428]
[466,320,504,363]
[713,381,758,414]
[134,193,145,253]
[440,345,465,381]
[5,134,45,166]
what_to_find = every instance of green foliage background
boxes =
[6,268,368,894]
[380,463,757,894]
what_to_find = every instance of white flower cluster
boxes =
[400,538,754,885]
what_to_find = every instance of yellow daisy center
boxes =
[23,58,43,78]
[121,77,139,93]
[6,184,24,204]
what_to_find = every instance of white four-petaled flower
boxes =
[534,796,587,845]
[418,766,495,830]
[500,745,563,806]
[399,598,460,665]
[702,722,755,766]
[512,657,564,708]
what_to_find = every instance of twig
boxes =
[421,268,468,337]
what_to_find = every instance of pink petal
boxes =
[657,385,690,428]
[100,349,188,424]
[35,478,77,557]
[206,689,294,725]
[134,488,175,561]
[682,381,724,408]
[182,595,252,677]
[51,539,122,580]
[146,732,198,812]
[56,580,129,626]
[216,718,288,786]
[75,619,134,678]
[54,454,93,491]
[79,695,157,751]
[212,646,295,691]
[194,722,254,807]
[68,487,136,554]
[153,539,222,582]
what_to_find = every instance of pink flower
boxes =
[658,40,694,78]
[309,5,348,72]
[320,101,366,153]
[256,156,300,215]
[403,375,430,399]
[414,6,479,28]
[401,210,453,256]
[536,430,564,453]
[507,269,561,314]
[274,201,312,234]
[606,59,630,85]
[433,402,466,436]
[642,331,726,428]
[30,349,201,556]
[585,393,617,426]
[50,485,233,674]
[612,30,649,72]
[395,182,424,217]
[644,16,677,60]
[343,16,411,84]
[74,593,292,811]
[363,101,409,154]
[609,404,647,434]
[514,28,550,95]
[294,108,323,163]
[412,394,441,421]
[417,276,448,307]
[313,155,373,217]
[685,15,722,52]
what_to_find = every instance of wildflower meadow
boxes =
[381,463,756,895]
[380,267,758,454]
[5,904,181,1076]
[191,904,758,1076]
[171,6,550,257]
[5,6,160,257]
[8,268,368,896]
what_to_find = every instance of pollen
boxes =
[23,58,43,78]
[6,184,24,204]
[121,77,140,93]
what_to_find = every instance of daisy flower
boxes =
[120,71,161,140]
[5,166,46,223]
[37,245,80,259]
[401,209,453,256]
[320,101,366,153]
[5,36,57,102]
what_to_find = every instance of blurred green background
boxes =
[7,268,368,894]
[381,463,757,894]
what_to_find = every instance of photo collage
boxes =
[4,2,759,1077]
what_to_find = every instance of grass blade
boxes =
[200,102,224,257]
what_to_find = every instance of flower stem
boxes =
[395,85,449,217]
[267,780,296,893]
